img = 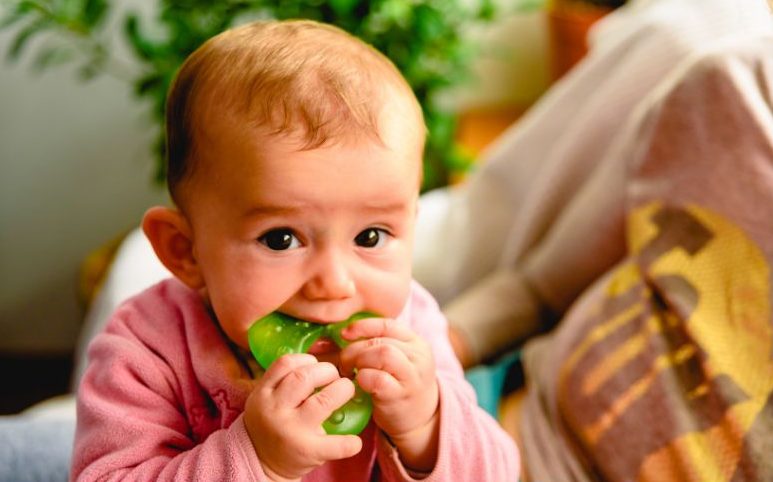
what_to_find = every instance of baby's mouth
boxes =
[307,336,338,356]
[309,338,342,367]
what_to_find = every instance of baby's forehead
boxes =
[178,118,422,209]
[194,76,424,153]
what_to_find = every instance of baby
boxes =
[71,19,519,481]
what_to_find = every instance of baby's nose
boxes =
[302,250,356,301]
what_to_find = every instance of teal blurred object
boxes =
[464,350,521,417]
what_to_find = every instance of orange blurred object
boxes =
[547,1,613,80]
[456,106,527,156]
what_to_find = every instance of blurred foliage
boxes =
[0,0,547,192]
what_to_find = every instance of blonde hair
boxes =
[165,19,422,199]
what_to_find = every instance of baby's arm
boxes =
[71,325,267,481]
[372,282,521,481]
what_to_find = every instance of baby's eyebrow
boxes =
[241,200,412,219]
[242,204,308,218]
[359,201,411,213]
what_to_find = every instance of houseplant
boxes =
[0,0,509,192]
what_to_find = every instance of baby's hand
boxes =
[243,354,363,482]
[340,318,440,472]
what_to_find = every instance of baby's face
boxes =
[181,108,423,354]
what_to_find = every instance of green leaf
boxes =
[82,0,108,28]
[328,0,359,17]
[0,11,25,29]
[55,0,75,20]
[7,17,50,61]
[0,0,37,30]
[124,13,157,62]
[11,0,44,18]
[479,0,496,20]
[134,72,163,96]
[32,45,73,70]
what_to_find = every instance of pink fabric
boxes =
[72,278,518,481]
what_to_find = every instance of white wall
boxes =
[0,7,548,356]
[0,27,167,354]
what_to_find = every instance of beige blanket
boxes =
[521,35,773,481]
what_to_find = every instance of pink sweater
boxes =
[72,278,519,481]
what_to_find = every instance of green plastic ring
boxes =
[247,311,375,435]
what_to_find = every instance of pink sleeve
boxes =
[376,282,521,480]
[71,313,267,481]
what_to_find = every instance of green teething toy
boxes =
[248,312,374,435]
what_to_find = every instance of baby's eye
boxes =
[258,228,301,251]
[355,228,388,248]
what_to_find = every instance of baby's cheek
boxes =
[378,277,413,318]
[210,297,266,349]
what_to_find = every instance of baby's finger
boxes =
[312,434,363,462]
[273,361,341,407]
[260,353,318,389]
[341,339,412,381]
[342,317,413,343]
[355,368,402,400]
[300,377,356,426]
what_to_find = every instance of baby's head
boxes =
[164,19,424,206]
[143,20,426,350]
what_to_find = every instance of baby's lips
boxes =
[307,337,338,356]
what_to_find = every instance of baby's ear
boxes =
[142,206,204,290]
